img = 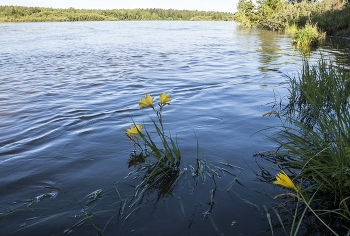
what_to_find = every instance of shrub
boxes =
[292,23,326,48]
[284,23,298,34]
[235,0,350,37]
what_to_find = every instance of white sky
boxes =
[1,0,238,13]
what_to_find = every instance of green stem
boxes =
[289,200,299,236]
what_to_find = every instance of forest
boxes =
[0,5,235,22]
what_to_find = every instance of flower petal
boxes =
[273,170,297,190]
[139,94,154,109]
[159,92,171,105]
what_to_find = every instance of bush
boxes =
[235,0,350,37]
[284,23,298,34]
[292,23,326,48]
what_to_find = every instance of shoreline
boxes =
[0,5,235,23]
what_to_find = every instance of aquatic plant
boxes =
[271,170,341,235]
[126,92,180,166]
[125,124,143,136]
[125,93,181,167]
[292,23,326,48]
[283,57,350,128]
[158,92,171,106]
[1,91,248,235]
[273,170,297,191]
[284,23,298,35]
[123,92,183,210]
[261,58,350,235]
[138,94,154,109]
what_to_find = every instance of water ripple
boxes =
[0,20,347,235]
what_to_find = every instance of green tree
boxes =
[257,0,283,11]
[237,0,255,12]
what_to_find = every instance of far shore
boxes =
[0,6,235,23]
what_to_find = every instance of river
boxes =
[0,20,348,235]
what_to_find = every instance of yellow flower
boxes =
[159,92,171,105]
[139,94,154,109]
[273,170,297,190]
[125,124,142,136]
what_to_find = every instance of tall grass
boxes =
[284,23,298,35]
[264,58,350,234]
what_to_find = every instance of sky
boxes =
[1,0,238,13]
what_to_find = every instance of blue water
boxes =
[0,21,347,235]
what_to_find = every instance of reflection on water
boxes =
[127,152,146,168]
[1,21,350,235]
[257,29,283,66]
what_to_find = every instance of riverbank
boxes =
[260,57,350,235]
[234,0,350,38]
[0,6,234,23]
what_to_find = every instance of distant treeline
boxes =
[0,5,235,23]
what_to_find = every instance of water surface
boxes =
[0,21,347,235]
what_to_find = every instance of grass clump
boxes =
[292,23,326,48]
[284,23,298,35]
[125,92,181,168]
[262,58,350,234]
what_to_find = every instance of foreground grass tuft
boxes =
[263,58,350,234]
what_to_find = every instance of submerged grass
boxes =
[2,154,245,235]
[261,57,350,234]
